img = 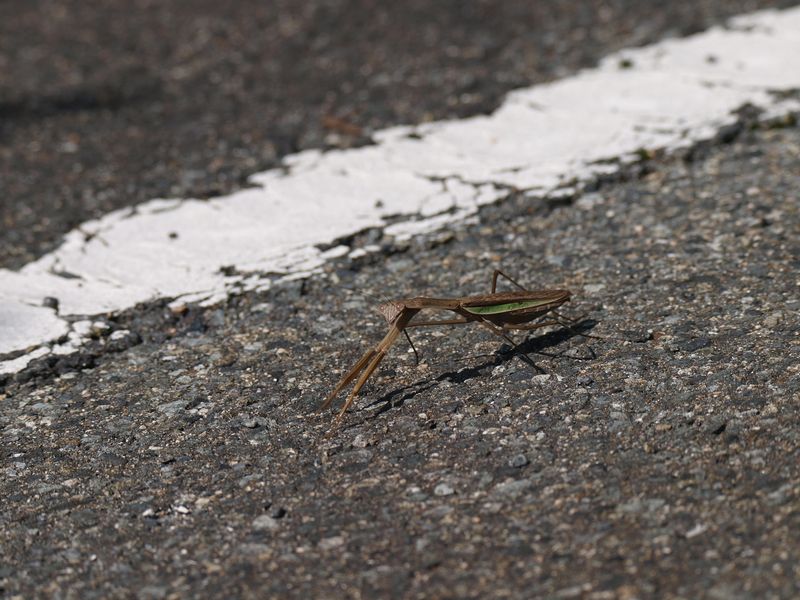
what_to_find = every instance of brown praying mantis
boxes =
[322,270,589,420]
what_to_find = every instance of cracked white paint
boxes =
[2,6,800,374]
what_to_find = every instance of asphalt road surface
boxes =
[1,0,796,270]
[2,1,799,598]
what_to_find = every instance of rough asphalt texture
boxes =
[1,0,797,269]
[2,112,799,597]
[3,1,800,598]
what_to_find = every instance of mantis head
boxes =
[378,301,405,324]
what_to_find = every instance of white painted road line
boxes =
[2,7,800,374]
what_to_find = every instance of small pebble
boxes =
[318,536,345,550]
[252,515,280,531]
[434,483,455,496]
[508,454,529,468]
[156,400,188,417]
[352,434,370,448]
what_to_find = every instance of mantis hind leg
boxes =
[491,269,528,293]
[505,314,602,342]
[472,315,519,347]
[552,310,586,323]
[473,316,548,373]
[503,319,563,332]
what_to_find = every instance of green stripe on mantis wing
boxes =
[464,299,555,315]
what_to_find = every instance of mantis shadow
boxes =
[358,318,600,419]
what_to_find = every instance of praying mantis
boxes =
[322,270,584,420]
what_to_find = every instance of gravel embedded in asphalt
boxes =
[1,115,798,598]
